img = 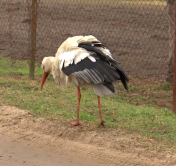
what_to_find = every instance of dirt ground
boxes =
[0,134,100,166]
[0,104,176,166]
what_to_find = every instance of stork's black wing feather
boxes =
[78,42,107,61]
[78,41,129,90]
[62,58,120,92]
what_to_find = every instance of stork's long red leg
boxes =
[97,96,105,127]
[71,87,81,126]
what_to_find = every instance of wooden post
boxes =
[173,0,176,112]
[29,0,37,79]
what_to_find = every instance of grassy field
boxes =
[0,56,175,149]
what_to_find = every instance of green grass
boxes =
[0,57,175,149]
[0,56,42,75]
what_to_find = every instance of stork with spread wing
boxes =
[41,35,129,127]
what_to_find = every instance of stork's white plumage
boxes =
[41,35,128,126]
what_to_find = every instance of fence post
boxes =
[29,0,37,79]
[173,0,176,112]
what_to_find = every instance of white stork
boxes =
[41,35,129,127]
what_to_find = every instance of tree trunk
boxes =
[167,0,175,82]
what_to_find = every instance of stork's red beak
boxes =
[41,72,49,89]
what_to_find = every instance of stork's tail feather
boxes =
[109,60,129,91]
[93,83,117,97]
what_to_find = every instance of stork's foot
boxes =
[71,121,80,126]
[98,120,105,127]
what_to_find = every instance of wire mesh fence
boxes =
[0,0,175,110]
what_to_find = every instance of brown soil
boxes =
[0,0,169,79]
[0,134,100,166]
[0,105,176,166]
